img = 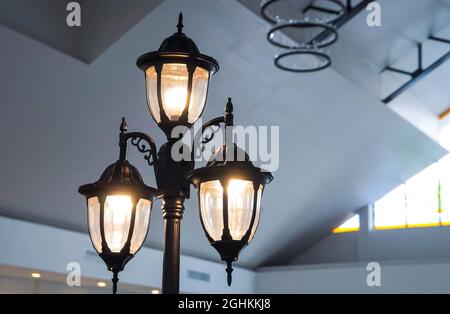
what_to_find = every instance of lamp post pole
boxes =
[155,140,193,294]
[161,196,184,294]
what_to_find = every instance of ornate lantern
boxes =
[78,124,158,293]
[136,13,219,137]
[188,101,273,285]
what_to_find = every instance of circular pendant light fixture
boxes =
[275,48,331,72]
[261,0,345,24]
[267,20,338,49]
[260,0,345,73]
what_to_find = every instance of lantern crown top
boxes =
[136,12,219,74]
[206,144,252,168]
[158,12,200,55]
[78,160,157,200]
[97,160,144,186]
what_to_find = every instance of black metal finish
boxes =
[429,35,450,45]
[79,14,274,294]
[78,120,159,294]
[261,0,368,72]
[275,49,331,72]
[303,0,345,19]
[261,0,344,24]
[136,14,219,138]
[267,21,338,49]
[161,196,184,294]
[188,100,272,285]
[382,36,450,104]
[112,271,119,295]
[308,0,372,44]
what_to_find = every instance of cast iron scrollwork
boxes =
[192,117,225,159]
[130,134,157,166]
[191,98,234,160]
[119,118,158,167]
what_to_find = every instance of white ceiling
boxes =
[0,0,163,62]
[328,0,450,138]
[0,0,446,268]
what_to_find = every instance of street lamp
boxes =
[136,13,219,137]
[78,13,272,294]
[78,129,158,294]
[188,142,272,286]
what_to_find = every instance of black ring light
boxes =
[261,0,345,25]
[267,21,338,49]
[274,49,331,73]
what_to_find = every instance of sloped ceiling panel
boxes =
[0,0,446,268]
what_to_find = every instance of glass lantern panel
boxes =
[161,63,189,121]
[227,179,255,240]
[104,195,133,253]
[200,180,224,241]
[130,198,152,254]
[88,197,102,253]
[145,66,160,122]
[248,185,263,242]
[188,67,209,123]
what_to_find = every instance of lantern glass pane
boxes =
[249,185,263,242]
[104,195,133,253]
[145,66,160,122]
[88,197,102,253]
[200,180,224,241]
[228,179,255,240]
[188,67,209,123]
[161,63,189,121]
[130,198,152,254]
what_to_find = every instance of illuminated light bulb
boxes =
[31,273,41,278]
[163,86,188,120]
[97,282,107,287]
[104,195,133,252]
[227,179,254,240]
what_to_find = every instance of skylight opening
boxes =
[333,215,360,233]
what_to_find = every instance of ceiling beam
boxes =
[382,36,450,104]
[309,0,373,44]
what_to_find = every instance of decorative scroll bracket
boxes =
[119,118,158,167]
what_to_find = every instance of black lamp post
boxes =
[78,13,272,294]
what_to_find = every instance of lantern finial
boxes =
[120,117,128,133]
[225,98,234,127]
[177,12,184,33]
[226,261,233,286]
[112,271,119,294]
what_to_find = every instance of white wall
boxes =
[263,206,450,293]
[256,260,450,293]
[292,208,450,265]
[4,215,450,294]
[0,216,255,294]
[0,275,115,294]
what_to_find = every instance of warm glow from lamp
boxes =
[104,195,133,252]
[228,179,248,199]
[151,289,160,294]
[97,281,107,287]
[31,273,41,278]
[160,63,189,121]
[228,179,254,240]
[163,86,188,120]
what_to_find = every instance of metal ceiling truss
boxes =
[382,34,450,104]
